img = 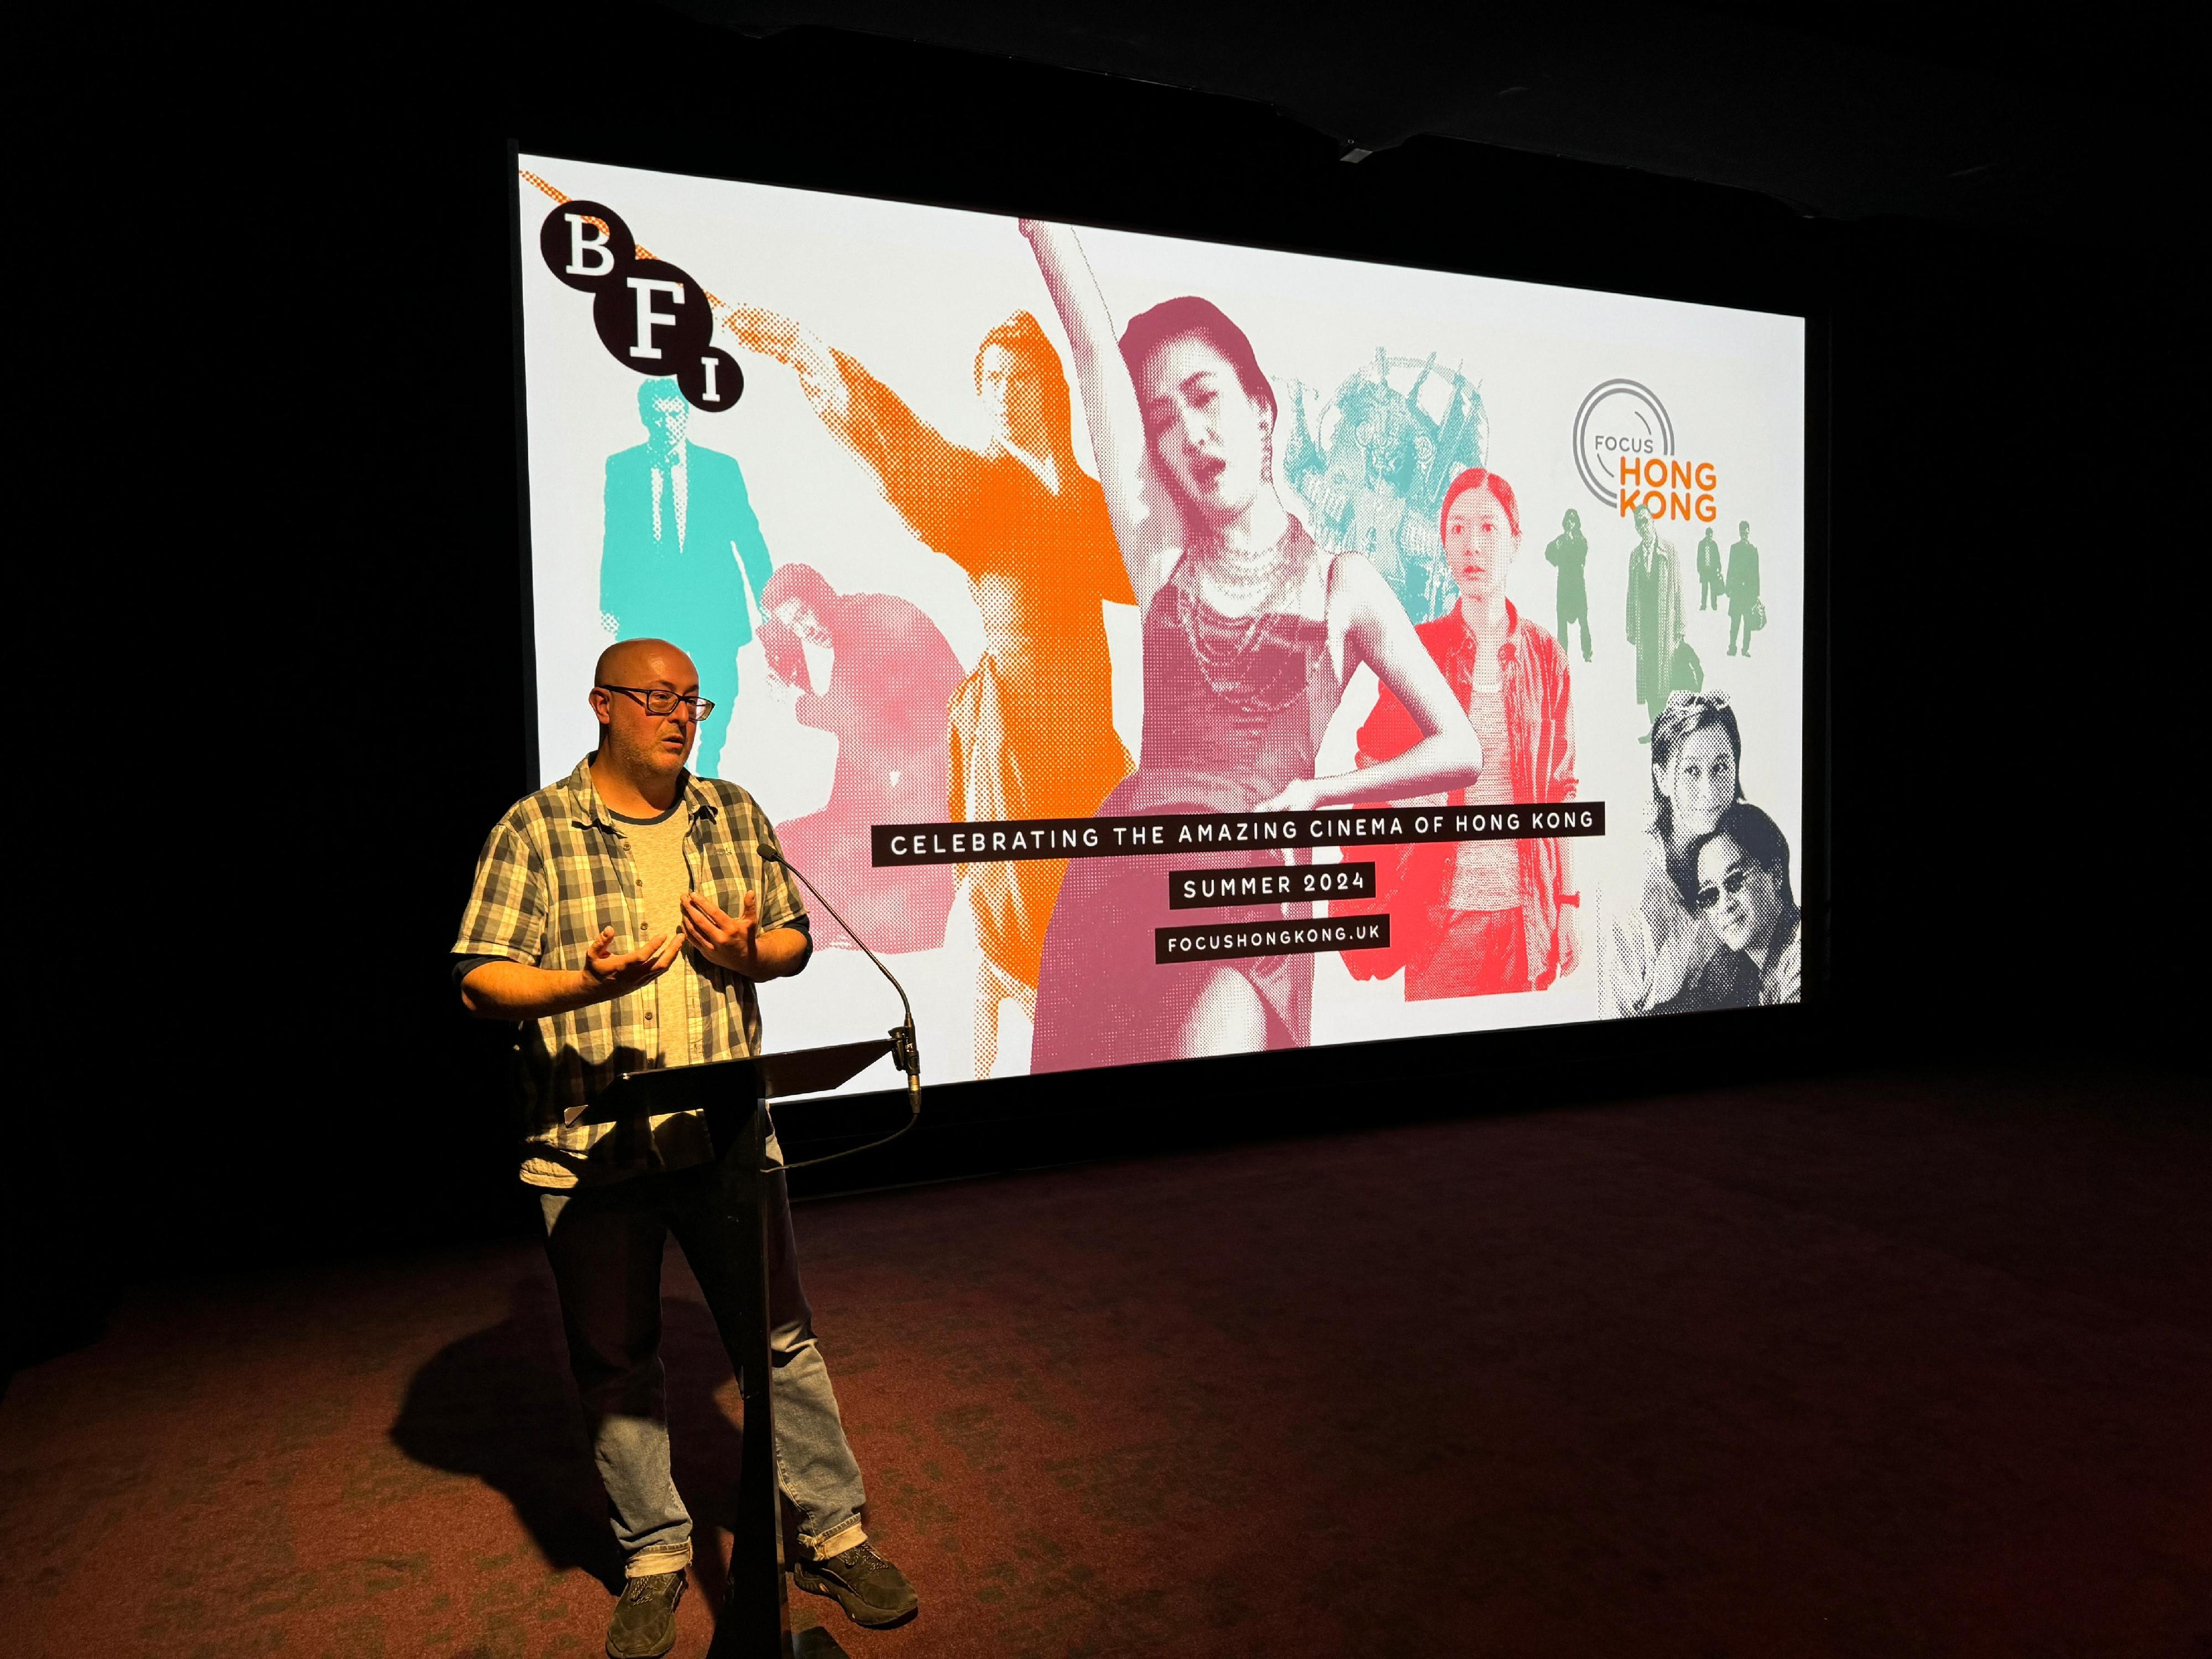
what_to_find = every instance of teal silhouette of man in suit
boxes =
[601,378,775,777]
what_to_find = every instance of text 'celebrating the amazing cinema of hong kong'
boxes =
[872,805,1605,866]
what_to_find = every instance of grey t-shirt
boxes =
[611,801,698,1069]
[610,802,804,1172]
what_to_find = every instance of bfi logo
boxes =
[538,200,742,413]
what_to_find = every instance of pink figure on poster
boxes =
[758,564,962,954]
[1018,223,1481,1071]
[726,302,1133,1078]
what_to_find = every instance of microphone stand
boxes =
[759,847,923,1162]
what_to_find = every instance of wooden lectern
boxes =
[575,1038,896,1658]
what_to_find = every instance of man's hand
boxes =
[726,304,802,363]
[726,305,842,417]
[459,929,680,1022]
[582,925,681,995]
[681,890,761,975]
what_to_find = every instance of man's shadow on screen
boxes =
[388,1262,754,1610]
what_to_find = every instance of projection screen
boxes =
[513,152,1809,1093]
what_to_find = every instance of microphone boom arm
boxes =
[760,848,922,1113]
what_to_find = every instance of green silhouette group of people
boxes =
[1695,521,1761,655]
[1541,503,1765,735]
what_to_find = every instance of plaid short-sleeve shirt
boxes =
[452,756,808,1185]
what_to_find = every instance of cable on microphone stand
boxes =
[758,847,926,1175]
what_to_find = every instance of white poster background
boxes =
[516,155,1806,1093]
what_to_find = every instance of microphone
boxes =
[758,847,923,1118]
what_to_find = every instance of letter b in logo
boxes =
[539,201,634,292]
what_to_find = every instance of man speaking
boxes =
[451,638,917,1657]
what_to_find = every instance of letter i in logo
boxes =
[682,346,743,410]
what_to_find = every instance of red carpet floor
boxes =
[7,1063,2208,1657]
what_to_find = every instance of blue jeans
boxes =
[538,1150,868,1576]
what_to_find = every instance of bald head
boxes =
[594,637,696,689]
[587,638,705,800]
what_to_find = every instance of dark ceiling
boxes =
[667,1,2154,228]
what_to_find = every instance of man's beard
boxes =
[627,730,685,771]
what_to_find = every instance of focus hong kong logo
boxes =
[540,201,741,412]
[1572,379,1720,523]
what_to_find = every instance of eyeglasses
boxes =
[1694,865,1759,911]
[598,685,716,720]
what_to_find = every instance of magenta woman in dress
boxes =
[1020,222,1483,1068]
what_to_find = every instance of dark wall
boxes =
[43,0,2178,1334]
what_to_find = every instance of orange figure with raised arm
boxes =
[728,304,1134,1077]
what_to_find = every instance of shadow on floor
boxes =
[388,1264,760,1610]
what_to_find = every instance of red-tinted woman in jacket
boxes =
[1339,468,1580,997]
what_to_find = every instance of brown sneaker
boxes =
[792,1539,919,1627]
[606,1569,686,1658]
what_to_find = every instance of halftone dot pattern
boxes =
[1337,607,1583,1001]
[1030,525,1342,1073]
[795,346,1135,996]
[759,570,965,956]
